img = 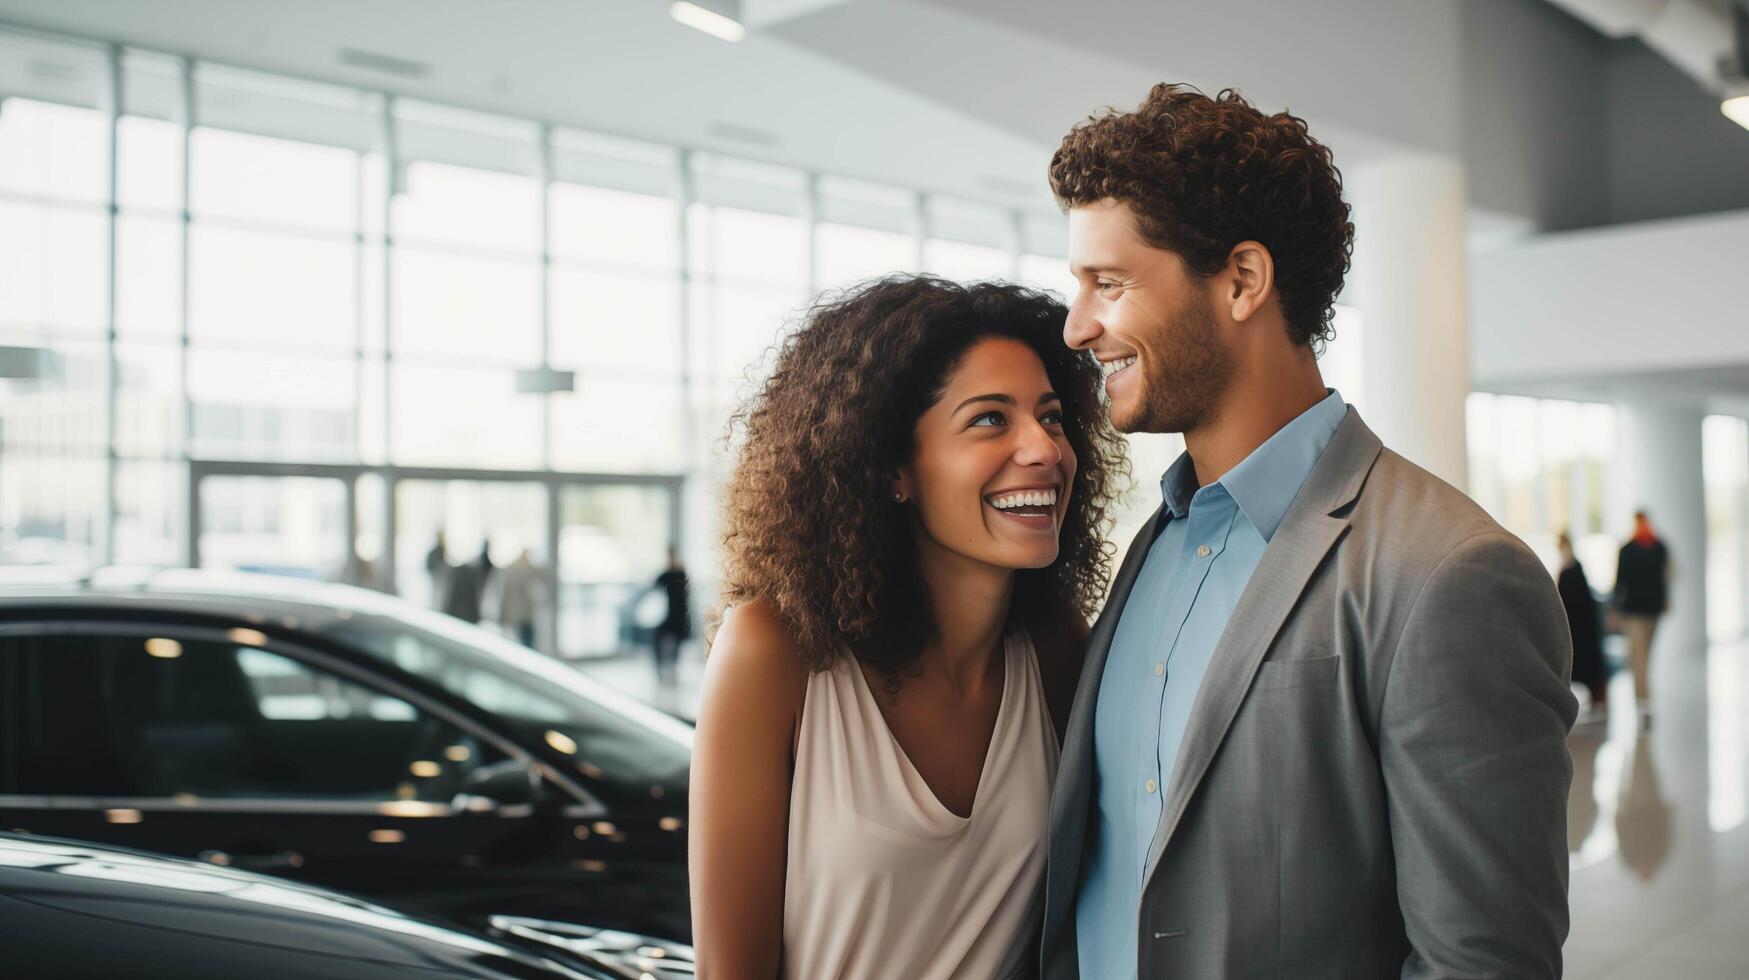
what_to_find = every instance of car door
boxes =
[0,619,590,922]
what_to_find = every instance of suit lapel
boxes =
[1142,409,1383,881]
[1043,505,1163,941]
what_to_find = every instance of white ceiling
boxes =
[0,0,1066,212]
[768,0,1442,167]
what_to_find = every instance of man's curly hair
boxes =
[1049,83,1354,348]
[718,275,1127,680]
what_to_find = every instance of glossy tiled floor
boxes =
[581,638,1749,976]
[1565,638,1749,978]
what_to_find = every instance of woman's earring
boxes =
[893,491,905,503]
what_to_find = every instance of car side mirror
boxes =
[453,758,546,813]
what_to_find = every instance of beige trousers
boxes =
[1621,614,1660,705]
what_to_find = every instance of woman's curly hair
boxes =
[717,275,1127,680]
[1049,83,1354,349]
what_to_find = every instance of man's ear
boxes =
[1225,241,1275,323]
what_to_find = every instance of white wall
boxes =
[1470,208,1749,386]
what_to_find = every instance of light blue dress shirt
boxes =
[1076,390,1347,979]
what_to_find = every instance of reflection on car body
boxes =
[0,567,694,943]
[0,832,703,978]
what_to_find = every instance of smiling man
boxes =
[1039,85,1577,979]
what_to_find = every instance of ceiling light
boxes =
[1724,94,1749,131]
[670,1,746,42]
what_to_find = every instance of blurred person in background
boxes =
[1614,509,1671,725]
[1558,530,1608,720]
[424,530,449,610]
[441,545,485,624]
[689,276,1126,979]
[477,539,497,595]
[496,548,546,648]
[651,548,692,685]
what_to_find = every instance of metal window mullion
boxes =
[537,124,558,653]
[676,150,697,545]
[538,122,554,473]
[544,473,560,657]
[101,43,122,565]
[379,95,398,595]
[352,138,366,467]
[178,54,196,567]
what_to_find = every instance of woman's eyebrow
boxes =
[952,393,1016,415]
[951,391,1060,414]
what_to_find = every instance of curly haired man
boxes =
[1038,84,1576,980]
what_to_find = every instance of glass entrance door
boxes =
[392,477,548,636]
[192,472,352,583]
[557,481,678,659]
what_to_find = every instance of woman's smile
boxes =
[984,485,1061,532]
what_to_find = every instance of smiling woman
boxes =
[690,274,1129,979]
[714,275,1126,680]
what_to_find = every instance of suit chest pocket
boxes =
[1252,653,1340,692]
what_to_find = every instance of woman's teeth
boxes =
[1102,356,1137,380]
[989,489,1059,511]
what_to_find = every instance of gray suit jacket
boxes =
[1041,408,1576,979]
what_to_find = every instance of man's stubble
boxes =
[1114,285,1236,437]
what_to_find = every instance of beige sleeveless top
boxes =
[782,627,1059,980]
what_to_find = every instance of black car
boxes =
[0,832,693,979]
[0,567,693,942]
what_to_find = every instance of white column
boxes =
[1611,402,1708,658]
[1344,152,1470,489]
[1741,421,1749,641]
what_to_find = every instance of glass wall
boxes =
[0,24,1092,656]
[1466,393,1618,583]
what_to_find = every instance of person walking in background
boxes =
[651,549,692,686]
[1558,530,1608,720]
[476,539,497,612]
[442,543,486,624]
[496,548,545,648]
[1614,510,1671,724]
[424,531,449,610]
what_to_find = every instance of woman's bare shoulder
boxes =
[707,597,809,703]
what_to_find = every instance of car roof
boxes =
[0,832,606,979]
[0,565,434,628]
[0,565,697,756]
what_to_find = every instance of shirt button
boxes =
[1196,544,1211,558]
[1154,661,1164,676]
[1145,778,1158,794]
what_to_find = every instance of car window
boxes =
[1,630,504,803]
[325,614,691,797]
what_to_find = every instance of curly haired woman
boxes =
[688,275,1126,979]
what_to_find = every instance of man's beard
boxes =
[1113,287,1235,435]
